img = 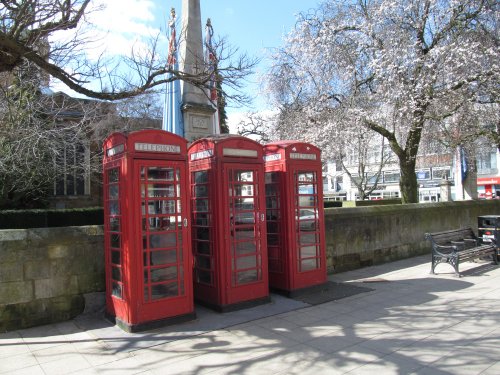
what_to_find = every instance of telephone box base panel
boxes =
[271,282,329,298]
[195,296,271,313]
[106,312,197,333]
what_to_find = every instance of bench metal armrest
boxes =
[432,243,457,257]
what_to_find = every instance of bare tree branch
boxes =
[0,1,258,103]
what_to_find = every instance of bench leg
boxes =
[450,256,460,277]
[430,254,436,274]
[494,251,499,265]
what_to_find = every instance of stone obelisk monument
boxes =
[179,0,216,142]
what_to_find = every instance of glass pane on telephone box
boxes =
[228,168,261,286]
[141,165,184,303]
[295,171,321,272]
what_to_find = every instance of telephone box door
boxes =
[224,165,268,303]
[291,166,326,288]
[265,166,287,290]
[133,159,193,322]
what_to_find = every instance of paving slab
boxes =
[1,254,499,375]
[73,293,308,353]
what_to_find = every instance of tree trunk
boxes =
[364,111,424,204]
[357,188,368,200]
[398,108,426,204]
[399,160,419,203]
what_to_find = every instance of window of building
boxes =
[383,171,400,183]
[420,137,448,155]
[346,150,358,166]
[329,176,343,192]
[416,169,431,180]
[431,167,451,180]
[350,173,361,185]
[477,148,497,174]
[54,141,90,196]
[365,172,380,184]
[366,147,381,164]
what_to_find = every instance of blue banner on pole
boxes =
[162,8,184,137]
[459,146,468,182]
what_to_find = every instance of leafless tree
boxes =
[0,63,173,208]
[339,134,394,200]
[0,62,112,207]
[236,111,278,143]
[0,1,258,103]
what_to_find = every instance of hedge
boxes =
[324,201,343,208]
[0,207,104,229]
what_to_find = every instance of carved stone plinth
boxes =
[182,102,216,142]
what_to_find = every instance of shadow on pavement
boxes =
[5,256,500,375]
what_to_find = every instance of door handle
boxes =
[183,218,188,228]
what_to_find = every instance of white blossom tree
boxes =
[265,0,499,203]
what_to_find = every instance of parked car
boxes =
[297,209,317,230]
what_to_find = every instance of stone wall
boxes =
[0,226,104,332]
[1,200,499,331]
[325,200,500,272]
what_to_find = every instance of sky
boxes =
[53,0,324,129]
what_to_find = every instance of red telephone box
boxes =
[102,129,195,332]
[188,135,270,311]
[263,141,327,295]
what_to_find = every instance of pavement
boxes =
[1,254,500,375]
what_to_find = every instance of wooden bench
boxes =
[425,227,498,276]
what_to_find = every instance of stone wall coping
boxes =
[325,200,497,218]
[0,225,104,237]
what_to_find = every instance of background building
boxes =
[323,144,500,202]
